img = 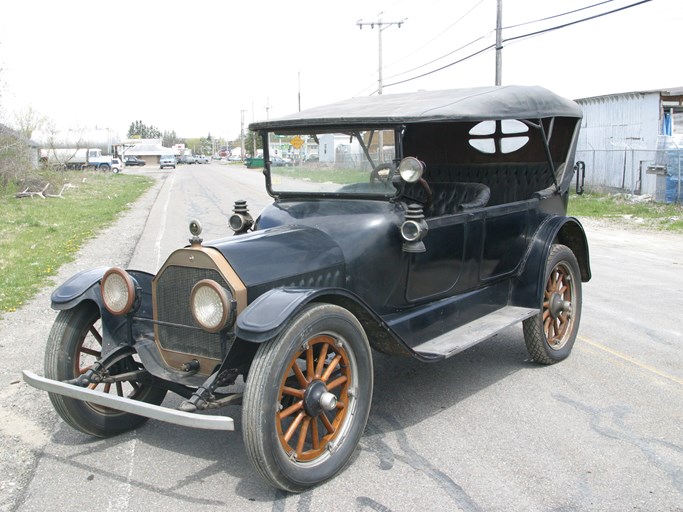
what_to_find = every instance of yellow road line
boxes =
[578,335,683,386]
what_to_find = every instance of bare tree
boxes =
[13,105,46,139]
[41,121,86,170]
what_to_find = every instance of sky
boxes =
[0,0,680,146]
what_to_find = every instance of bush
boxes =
[0,130,35,192]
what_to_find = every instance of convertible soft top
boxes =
[250,85,582,131]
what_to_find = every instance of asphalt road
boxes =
[2,162,682,512]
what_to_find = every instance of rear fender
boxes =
[512,216,591,307]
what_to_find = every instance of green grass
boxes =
[0,171,153,314]
[569,192,683,232]
[271,165,369,184]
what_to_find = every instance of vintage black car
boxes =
[123,155,146,166]
[24,85,590,492]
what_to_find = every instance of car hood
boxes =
[204,225,345,296]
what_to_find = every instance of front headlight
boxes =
[190,279,235,333]
[398,156,424,183]
[101,267,136,315]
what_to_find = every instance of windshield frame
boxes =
[260,125,405,200]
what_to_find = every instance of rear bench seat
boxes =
[406,182,491,217]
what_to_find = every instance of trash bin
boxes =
[245,157,264,169]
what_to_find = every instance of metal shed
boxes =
[575,87,683,200]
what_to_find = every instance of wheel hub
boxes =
[303,379,336,417]
[549,292,571,318]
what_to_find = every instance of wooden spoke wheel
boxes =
[524,244,582,364]
[243,304,373,492]
[45,302,166,437]
[277,334,352,461]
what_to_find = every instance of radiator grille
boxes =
[155,265,229,360]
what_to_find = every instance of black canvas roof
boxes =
[250,85,582,132]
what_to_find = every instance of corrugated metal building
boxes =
[574,87,683,196]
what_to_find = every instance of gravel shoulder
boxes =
[0,173,166,512]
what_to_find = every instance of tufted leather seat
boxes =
[408,182,491,217]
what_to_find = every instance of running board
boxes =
[412,306,538,359]
[22,371,235,431]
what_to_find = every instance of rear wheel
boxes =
[44,302,167,437]
[523,244,582,364]
[243,304,373,492]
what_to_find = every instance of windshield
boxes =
[265,129,399,197]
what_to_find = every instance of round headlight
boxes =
[398,157,424,183]
[190,279,233,333]
[101,268,136,315]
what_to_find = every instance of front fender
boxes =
[236,287,435,361]
[51,267,155,311]
[51,267,109,309]
[235,288,320,343]
[50,268,156,355]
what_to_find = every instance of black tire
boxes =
[99,164,110,172]
[523,244,582,364]
[44,302,167,437]
[243,303,373,492]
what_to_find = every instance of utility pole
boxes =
[495,0,503,86]
[356,15,406,95]
[357,14,405,163]
[240,109,246,160]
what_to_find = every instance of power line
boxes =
[503,0,652,44]
[502,0,615,30]
[380,0,615,85]
[380,0,653,91]
[381,44,496,90]
[383,0,487,72]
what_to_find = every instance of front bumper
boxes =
[22,371,234,431]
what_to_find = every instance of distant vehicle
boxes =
[270,155,292,167]
[228,155,242,162]
[124,156,146,167]
[181,155,196,164]
[159,155,176,169]
[40,148,117,171]
[195,155,209,164]
[111,158,123,174]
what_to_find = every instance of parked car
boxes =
[195,155,209,164]
[159,155,176,169]
[270,155,292,167]
[111,158,123,174]
[24,85,590,493]
[123,155,146,167]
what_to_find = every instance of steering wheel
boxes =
[369,163,394,184]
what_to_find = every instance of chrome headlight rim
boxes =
[190,279,233,333]
[398,156,424,183]
[400,219,424,242]
[101,267,136,315]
